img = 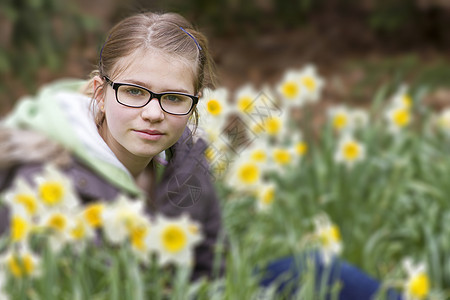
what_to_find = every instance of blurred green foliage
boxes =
[0,0,99,104]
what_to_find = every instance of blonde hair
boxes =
[84,12,217,129]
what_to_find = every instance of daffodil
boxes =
[334,135,366,167]
[9,206,32,244]
[276,69,305,106]
[328,105,352,132]
[68,211,95,249]
[255,183,276,212]
[150,214,203,267]
[385,104,412,133]
[82,202,105,228]
[260,112,289,140]
[33,164,79,211]
[198,88,230,130]
[298,64,325,103]
[402,258,430,300]
[227,155,265,192]
[0,246,41,279]
[101,195,147,245]
[313,214,343,264]
[3,177,41,217]
[269,145,300,175]
[232,84,260,116]
[436,108,450,134]
[391,85,413,109]
[39,210,74,252]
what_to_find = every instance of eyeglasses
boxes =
[103,76,198,115]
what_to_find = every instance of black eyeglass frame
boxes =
[103,76,198,115]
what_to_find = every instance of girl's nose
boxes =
[140,98,165,122]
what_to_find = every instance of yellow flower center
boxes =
[333,114,348,130]
[402,94,412,108]
[343,141,360,161]
[238,163,260,184]
[408,272,429,299]
[295,142,308,155]
[265,117,282,135]
[7,254,35,278]
[393,109,411,127]
[15,193,38,215]
[83,203,104,228]
[188,224,199,234]
[282,81,299,99]
[11,216,29,243]
[47,213,67,232]
[302,76,316,92]
[238,96,254,113]
[162,225,187,253]
[39,181,64,206]
[273,149,291,165]
[70,221,86,240]
[320,225,341,247]
[207,99,222,116]
[250,149,266,162]
[130,225,148,251]
[261,187,274,205]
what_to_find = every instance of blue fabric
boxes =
[259,253,403,300]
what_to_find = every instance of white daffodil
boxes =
[269,145,299,175]
[67,210,96,250]
[198,87,230,130]
[227,154,266,193]
[313,214,343,265]
[298,64,325,103]
[276,69,305,107]
[39,209,74,252]
[150,214,203,267]
[128,216,155,264]
[328,105,353,132]
[385,104,412,134]
[3,177,41,217]
[82,202,105,229]
[101,195,146,245]
[436,108,450,134]
[391,85,413,109]
[350,108,369,130]
[33,164,79,211]
[232,84,260,116]
[8,205,32,244]
[255,183,276,212]
[0,246,41,279]
[334,135,366,168]
[402,258,430,300]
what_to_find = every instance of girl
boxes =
[0,11,222,280]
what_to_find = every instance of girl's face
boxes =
[96,49,195,175]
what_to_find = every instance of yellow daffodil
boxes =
[299,64,325,103]
[0,247,41,279]
[150,214,203,266]
[313,214,343,264]
[402,258,430,300]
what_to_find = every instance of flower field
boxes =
[1,65,450,299]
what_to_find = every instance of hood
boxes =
[1,79,142,196]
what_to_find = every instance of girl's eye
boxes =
[125,87,145,96]
[165,94,182,102]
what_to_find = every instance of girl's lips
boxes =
[133,129,165,141]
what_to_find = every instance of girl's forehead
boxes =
[112,48,196,91]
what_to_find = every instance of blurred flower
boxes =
[3,177,41,217]
[198,88,230,130]
[0,246,41,279]
[9,205,32,244]
[351,108,369,130]
[436,108,450,134]
[232,84,260,116]
[227,153,266,192]
[328,105,352,132]
[276,69,305,106]
[151,214,203,266]
[260,112,290,140]
[270,145,299,175]
[385,104,412,133]
[313,214,342,264]
[33,164,79,211]
[299,64,325,103]
[39,210,74,252]
[68,211,95,248]
[334,135,366,167]
[129,217,155,263]
[402,258,430,300]
[392,85,413,109]
[82,202,105,228]
[255,183,276,212]
[101,195,146,245]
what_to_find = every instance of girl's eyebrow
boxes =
[121,78,192,94]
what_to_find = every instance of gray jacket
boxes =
[0,127,224,280]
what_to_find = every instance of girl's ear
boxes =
[93,75,106,111]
